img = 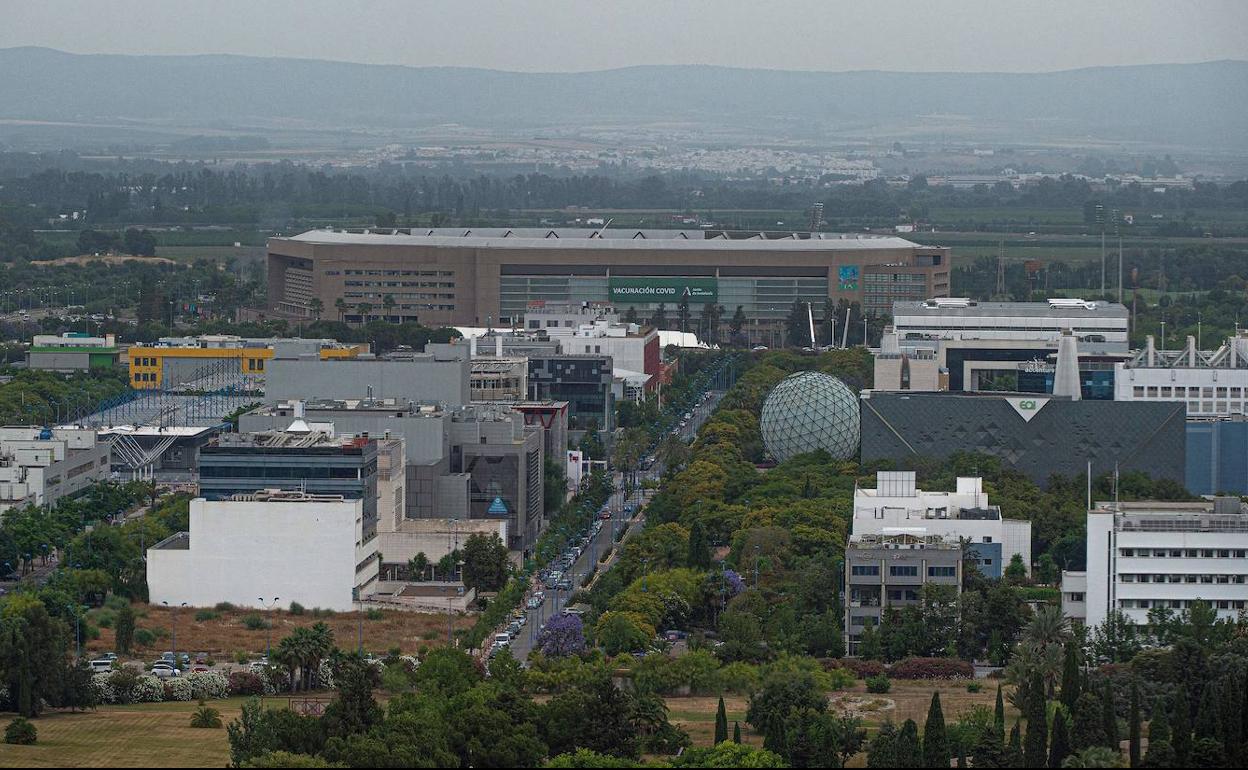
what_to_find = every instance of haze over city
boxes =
[2,3,1248,769]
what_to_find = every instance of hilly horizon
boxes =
[1,46,1246,149]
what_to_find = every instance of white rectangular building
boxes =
[1114,333,1248,417]
[147,491,379,612]
[0,426,111,513]
[852,471,1031,578]
[1070,498,1248,629]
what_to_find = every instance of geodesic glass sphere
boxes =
[760,371,860,462]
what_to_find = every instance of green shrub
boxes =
[189,703,222,729]
[311,607,336,618]
[134,628,157,648]
[289,602,306,616]
[365,609,385,621]
[380,664,412,694]
[214,602,237,612]
[967,681,983,693]
[194,609,220,622]
[95,610,116,628]
[241,614,269,631]
[104,594,131,611]
[865,674,892,694]
[4,717,36,745]
[234,651,251,665]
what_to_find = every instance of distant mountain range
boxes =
[1,47,1246,149]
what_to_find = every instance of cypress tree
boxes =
[923,692,950,769]
[995,684,1006,737]
[1221,675,1242,765]
[1102,681,1119,751]
[688,520,712,569]
[972,725,1008,769]
[867,722,899,769]
[1144,697,1173,768]
[715,696,728,744]
[1071,691,1107,750]
[896,719,924,768]
[1194,680,1220,741]
[1129,679,1142,768]
[1060,641,1081,712]
[733,721,741,744]
[1024,672,1048,768]
[1172,688,1192,765]
[1048,708,1071,769]
[1006,722,1024,768]
[957,740,967,769]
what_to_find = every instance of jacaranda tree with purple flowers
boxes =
[538,613,587,657]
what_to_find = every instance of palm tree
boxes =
[1026,605,1072,648]
[189,703,223,728]
[334,297,347,322]
[1061,746,1123,767]
[308,298,323,322]
[357,302,373,324]
[382,294,396,319]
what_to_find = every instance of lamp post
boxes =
[162,601,187,671]
[258,597,279,660]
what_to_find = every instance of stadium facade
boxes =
[266,228,951,344]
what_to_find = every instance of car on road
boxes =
[526,596,543,610]
[494,632,511,648]
[556,578,573,591]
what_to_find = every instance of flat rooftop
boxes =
[280,228,922,252]
[894,299,1129,320]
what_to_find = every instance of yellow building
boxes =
[128,336,366,389]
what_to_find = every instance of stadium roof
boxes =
[893,299,1129,319]
[279,228,921,252]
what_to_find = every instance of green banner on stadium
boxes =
[608,277,717,303]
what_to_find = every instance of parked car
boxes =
[89,658,114,673]
[150,663,181,678]
[494,632,511,647]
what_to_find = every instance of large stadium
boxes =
[266,228,951,345]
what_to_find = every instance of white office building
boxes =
[1066,498,1248,629]
[852,471,1031,578]
[0,426,111,513]
[1114,332,1248,416]
[147,491,380,611]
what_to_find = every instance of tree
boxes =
[308,298,323,322]
[1171,688,1191,764]
[1024,671,1048,768]
[1064,746,1126,767]
[670,743,786,767]
[894,719,923,768]
[1129,679,1141,768]
[596,611,654,656]
[1049,708,1071,769]
[995,684,1006,737]
[687,520,711,570]
[408,552,429,581]
[1101,681,1119,752]
[334,298,347,322]
[1006,722,1023,768]
[649,303,668,330]
[924,692,950,769]
[734,721,742,744]
[1143,697,1173,768]
[191,704,224,729]
[715,696,729,744]
[730,306,748,345]
[1004,553,1028,584]
[4,717,37,745]
[460,533,509,593]
[538,613,587,657]
[413,647,480,697]
[321,652,382,738]
[678,296,691,334]
[867,722,899,768]
[859,623,883,661]
[114,604,136,654]
[0,597,72,717]
[786,301,810,347]
[381,294,396,318]
[1071,691,1108,750]
[1060,640,1082,711]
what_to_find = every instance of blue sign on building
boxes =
[487,496,509,516]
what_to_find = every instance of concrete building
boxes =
[129,334,365,390]
[874,298,1129,397]
[375,518,509,581]
[198,426,382,543]
[469,358,529,401]
[1187,416,1248,495]
[264,351,470,407]
[527,353,615,431]
[147,491,379,611]
[853,471,1031,578]
[859,391,1187,487]
[266,228,951,344]
[1065,498,1248,628]
[844,533,962,655]
[26,332,120,372]
[0,426,111,513]
[1114,332,1248,417]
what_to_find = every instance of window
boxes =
[851,565,880,577]
[982,536,993,543]
[928,566,957,577]
[889,565,919,577]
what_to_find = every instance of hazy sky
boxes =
[4,0,1246,73]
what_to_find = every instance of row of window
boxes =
[849,564,956,578]
[1132,385,1247,399]
[338,269,454,277]
[1120,548,1247,558]
[1120,599,1248,611]
[133,356,159,367]
[1120,573,1247,584]
[343,280,456,289]
[200,465,364,479]
[133,372,159,382]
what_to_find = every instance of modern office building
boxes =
[1065,498,1248,628]
[263,351,471,407]
[0,426,111,513]
[147,491,380,611]
[874,298,1129,396]
[198,426,381,543]
[852,471,1031,578]
[1114,333,1248,417]
[128,334,365,390]
[26,332,120,372]
[844,532,962,656]
[1186,416,1248,495]
[859,391,1187,487]
[527,354,615,431]
[266,228,951,344]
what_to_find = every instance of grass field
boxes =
[85,604,474,663]
[0,679,1010,767]
[0,698,244,768]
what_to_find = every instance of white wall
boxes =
[148,497,374,612]
[1114,363,1248,416]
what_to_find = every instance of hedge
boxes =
[888,657,975,680]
